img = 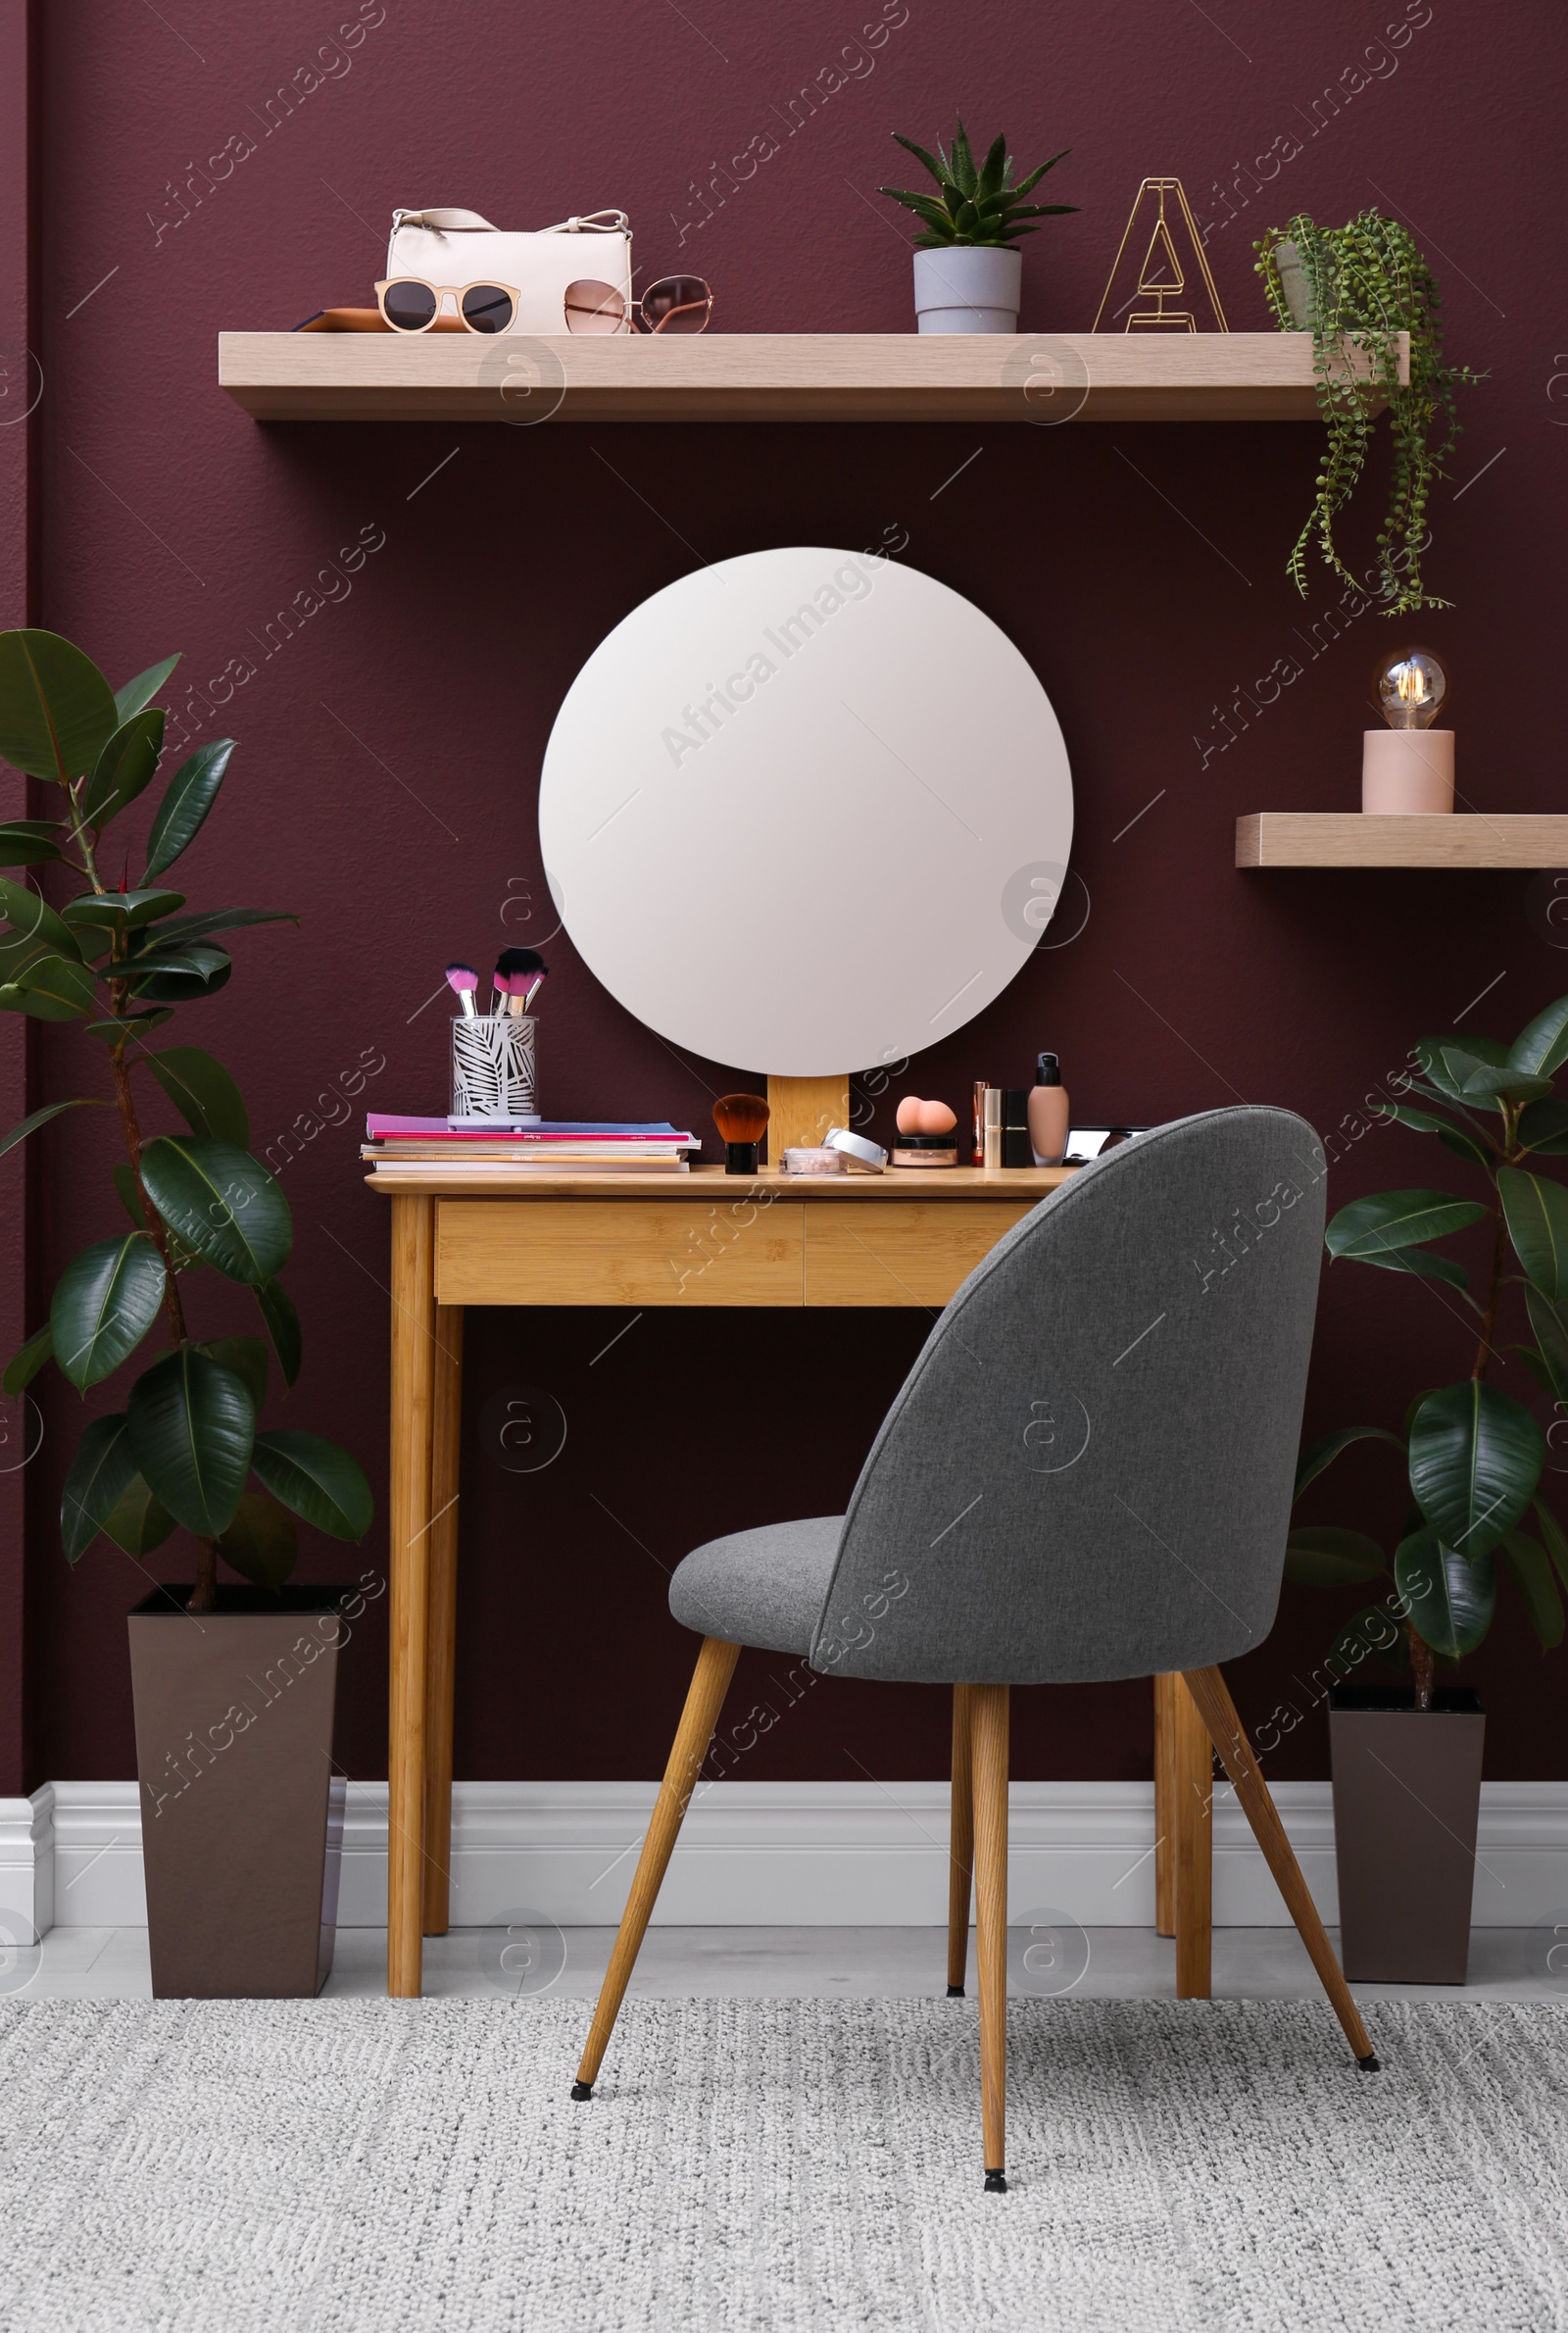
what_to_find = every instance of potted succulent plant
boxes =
[0,628,374,1998]
[879,120,1075,333]
[1255,209,1479,616]
[1292,996,1568,1981]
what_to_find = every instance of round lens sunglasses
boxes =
[375,275,713,337]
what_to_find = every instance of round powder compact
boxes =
[823,1126,888,1174]
[890,1131,959,1168]
[780,1146,847,1176]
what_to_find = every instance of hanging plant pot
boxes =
[1271,237,1311,328]
[1329,1683,1485,1983]
[912,246,1022,334]
[128,1586,353,1999]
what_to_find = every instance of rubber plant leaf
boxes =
[0,629,118,780]
[1496,1166,1568,1301]
[113,653,180,725]
[1406,1380,1544,1558]
[125,1345,255,1537]
[141,1046,250,1147]
[138,1135,291,1284]
[142,739,235,879]
[1325,1189,1489,1260]
[216,1491,298,1593]
[250,1429,373,1540]
[1294,1425,1405,1502]
[50,1234,167,1390]
[60,1413,141,1562]
[1395,1527,1496,1660]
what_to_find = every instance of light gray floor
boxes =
[11,1924,1566,2002]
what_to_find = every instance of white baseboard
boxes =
[5,1779,1566,1936]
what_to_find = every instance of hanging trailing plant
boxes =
[1255,210,1479,617]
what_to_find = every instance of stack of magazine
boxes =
[363,1116,699,1175]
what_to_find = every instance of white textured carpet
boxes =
[1,1998,1565,2332]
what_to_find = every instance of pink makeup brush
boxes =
[446,963,479,1020]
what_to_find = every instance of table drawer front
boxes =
[804,1201,1035,1307]
[435,1199,805,1306]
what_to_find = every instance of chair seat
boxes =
[667,1515,845,1655]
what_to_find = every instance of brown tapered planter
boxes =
[1329,1684,1485,1984]
[127,1586,353,1999]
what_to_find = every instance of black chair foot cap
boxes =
[946,1984,965,1998]
[1356,2053,1381,2074]
[570,2081,594,2102]
[984,2169,1007,2194]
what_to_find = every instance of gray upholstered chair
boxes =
[571,1107,1380,2188]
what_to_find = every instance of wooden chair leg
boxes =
[572,1636,741,2098]
[1182,1665,1380,2069]
[947,1684,974,1996]
[1153,1673,1176,1937]
[971,1682,1009,2193]
[1172,1672,1213,2000]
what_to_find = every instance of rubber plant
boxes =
[1292,996,1568,1708]
[0,628,372,1613]
[878,120,1076,246]
[1254,210,1478,616]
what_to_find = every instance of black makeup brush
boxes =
[713,1092,769,1175]
[497,946,548,1018]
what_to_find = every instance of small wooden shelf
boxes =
[1238,814,1568,869]
[218,329,1404,424]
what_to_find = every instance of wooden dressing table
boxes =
[369,1161,1214,2000]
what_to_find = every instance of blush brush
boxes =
[713,1092,770,1175]
[446,963,479,1020]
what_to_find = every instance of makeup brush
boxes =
[446,963,479,1020]
[497,946,548,1018]
[713,1092,770,1175]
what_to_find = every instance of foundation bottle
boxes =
[1027,1053,1069,1166]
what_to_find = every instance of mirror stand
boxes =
[766,1073,850,1162]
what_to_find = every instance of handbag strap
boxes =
[391,207,630,235]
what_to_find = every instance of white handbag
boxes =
[385,207,632,335]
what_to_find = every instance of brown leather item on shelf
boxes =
[296,307,465,332]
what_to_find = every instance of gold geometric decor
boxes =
[1092,177,1228,332]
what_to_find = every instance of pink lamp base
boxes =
[1362,729,1454,814]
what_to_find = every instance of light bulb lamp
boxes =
[1362,646,1453,813]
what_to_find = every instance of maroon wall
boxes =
[13,0,1568,1794]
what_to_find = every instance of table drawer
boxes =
[435,1198,805,1306]
[803,1201,1035,1307]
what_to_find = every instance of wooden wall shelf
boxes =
[1238,814,1568,869]
[218,329,1405,424]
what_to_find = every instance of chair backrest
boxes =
[808,1107,1327,1685]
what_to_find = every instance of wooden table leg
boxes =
[1172,1670,1213,2000]
[422,1304,465,1938]
[388,1195,437,1998]
[1153,1673,1175,1938]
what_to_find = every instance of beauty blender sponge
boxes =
[915,1099,957,1134]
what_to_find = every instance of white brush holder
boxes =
[450,1014,538,1121]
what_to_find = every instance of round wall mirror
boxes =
[538,546,1073,1076]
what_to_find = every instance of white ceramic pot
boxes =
[1273,236,1312,329]
[912,245,1021,334]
